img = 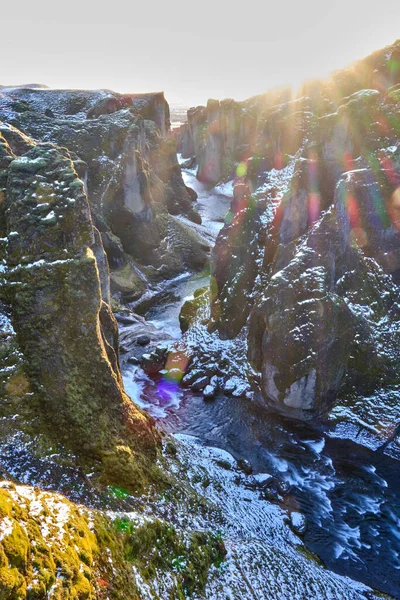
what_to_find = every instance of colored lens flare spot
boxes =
[236,162,247,177]
[164,349,190,382]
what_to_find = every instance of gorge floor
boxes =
[120,166,400,599]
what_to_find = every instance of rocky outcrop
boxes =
[184,39,400,422]
[179,39,400,187]
[0,87,208,303]
[0,125,159,487]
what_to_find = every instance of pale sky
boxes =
[1,1,399,107]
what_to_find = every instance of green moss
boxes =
[119,518,226,596]
[221,156,235,181]
[295,544,324,567]
[110,262,148,300]
[0,486,108,598]
[2,523,29,570]
[0,561,26,599]
[100,445,164,495]
[3,248,160,491]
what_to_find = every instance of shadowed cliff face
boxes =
[0,88,209,303]
[0,126,160,488]
[183,39,400,420]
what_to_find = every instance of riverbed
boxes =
[120,167,400,598]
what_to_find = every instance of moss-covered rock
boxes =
[0,129,160,490]
[0,88,204,301]
[0,478,226,600]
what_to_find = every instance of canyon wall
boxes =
[0,88,209,304]
[179,40,400,186]
[183,39,400,422]
[0,94,192,489]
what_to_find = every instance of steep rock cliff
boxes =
[179,39,400,186]
[0,88,208,303]
[0,125,159,489]
[183,40,400,429]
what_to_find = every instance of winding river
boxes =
[121,168,400,598]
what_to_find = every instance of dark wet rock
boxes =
[181,368,203,387]
[191,376,210,392]
[260,478,289,502]
[237,459,253,475]
[214,458,232,470]
[141,351,167,376]
[179,286,209,333]
[136,334,151,346]
[127,355,141,365]
[118,312,172,359]
[246,473,274,489]
[153,344,170,361]
[115,311,141,325]
[277,480,292,496]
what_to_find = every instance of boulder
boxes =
[191,376,210,392]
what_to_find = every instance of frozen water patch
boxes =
[214,179,234,197]
[123,364,183,419]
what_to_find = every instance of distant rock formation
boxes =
[178,39,400,187]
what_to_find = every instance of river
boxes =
[121,168,400,598]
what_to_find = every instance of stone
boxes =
[181,368,203,387]
[237,459,253,475]
[203,382,217,399]
[127,356,140,365]
[289,512,307,536]
[232,382,250,398]
[141,352,166,376]
[191,376,210,392]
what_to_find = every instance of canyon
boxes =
[0,38,399,599]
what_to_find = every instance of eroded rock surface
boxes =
[181,40,400,432]
[0,124,159,489]
[0,87,208,304]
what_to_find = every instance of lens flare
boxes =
[236,162,247,177]
[388,187,400,231]
[308,192,321,224]
[163,349,190,382]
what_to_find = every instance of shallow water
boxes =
[121,168,400,598]
[144,170,231,339]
